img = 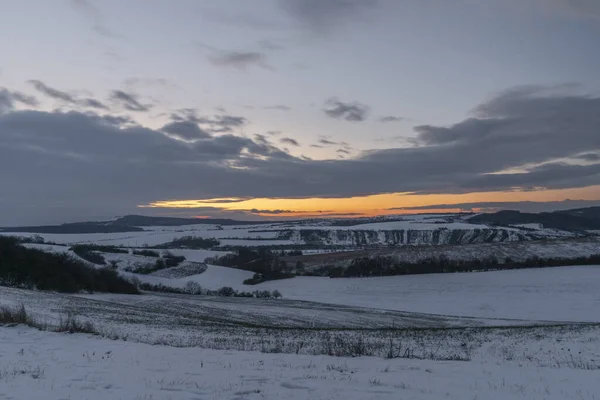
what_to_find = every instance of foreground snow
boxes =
[1,327,598,400]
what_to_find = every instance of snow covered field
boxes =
[255,266,600,322]
[1,327,599,400]
[116,263,600,323]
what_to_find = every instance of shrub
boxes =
[130,259,167,275]
[133,249,160,257]
[159,236,220,249]
[57,314,97,334]
[0,304,33,326]
[210,248,295,284]
[72,248,106,265]
[137,281,282,299]
[163,252,186,267]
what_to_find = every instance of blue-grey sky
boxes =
[1,0,600,224]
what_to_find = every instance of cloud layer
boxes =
[0,83,599,224]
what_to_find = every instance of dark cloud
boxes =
[81,98,109,110]
[28,80,110,111]
[576,152,600,162]
[109,90,151,112]
[169,109,247,135]
[161,121,211,141]
[28,80,76,103]
[318,137,349,146]
[1,84,600,224]
[249,208,296,215]
[70,0,122,38]
[208,51,270,70]
[323,98,369,122]
[379,115,403,123]
[281,0,378,34]
[280,137,300,146]
[264,104,292,111]
[213,115,246,129]
[97,115,134,126]
[336,148,350,154]
[0,88,38,113]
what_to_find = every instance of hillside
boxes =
[468,207,600,231]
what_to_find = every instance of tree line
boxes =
[0,237,139,294]
[207,248,295,284]
[328,254,600,278]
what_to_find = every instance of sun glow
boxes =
[139,185,600,218]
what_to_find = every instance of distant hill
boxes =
[0,214,271,234]
[110,215,268,227]
[467,207,600,231]
[0,221,145,234]
[4,207,600,234]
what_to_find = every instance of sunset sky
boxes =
[1,0,599,224]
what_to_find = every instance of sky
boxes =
[0,0,599,225]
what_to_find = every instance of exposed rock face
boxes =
[278,228,541,246]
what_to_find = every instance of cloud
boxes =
[0,88,38,113]
[28,80,76,103]
[81,98,109,110]
[576,152,600,162]
[169,109,247,135]
[280,0,379,34]
[318,137,349,146]
[280,137,300,146]
[336,148,350,154]
[379,115,402,123]
[109,90,151,112]
[208,51,270,70]
[249,208,296,215]
[161,121,211,141]
[323,98,369,122]
[70,0,122,38]
[1,84,600,224]
[28,80,111,110]
[264,104,291,111]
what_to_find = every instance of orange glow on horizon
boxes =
[139,185,600,218]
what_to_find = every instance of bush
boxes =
[159,236,220,249]
[0,304,34,326]
[133,249,160,257]
[243,271,293,285]
[210,248,295,284]
[137,281,282,299]
[70,245,107,265]
[57,314,97,334]
[163,252,186,267]
[0,236,139,294]
[130,259,167,275]
[72,244,127,254]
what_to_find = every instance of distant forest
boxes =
[325,254,600,278]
